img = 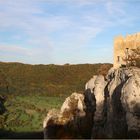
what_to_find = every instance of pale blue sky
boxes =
[0,0,140,64]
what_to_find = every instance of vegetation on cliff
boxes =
[123,47,140,67]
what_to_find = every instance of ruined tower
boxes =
[114,33,140,68]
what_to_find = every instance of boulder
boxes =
[43,92,89,139]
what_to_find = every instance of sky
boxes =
[0,0,140,64]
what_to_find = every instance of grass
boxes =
[3,95,65,132]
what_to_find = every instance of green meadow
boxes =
[3,95,65,132]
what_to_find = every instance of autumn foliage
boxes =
[0,62,112,96]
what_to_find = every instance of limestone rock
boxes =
[91,75,107,138]
[85,75,106,122]
[43,92,88,139]
[121,68,140,138]
[104,68,129,138]
[60,92,86,118]
[93,75,106,120]
[85,75,97,93]
[43,67,140,139]
[87,67,140,138]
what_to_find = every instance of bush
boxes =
[123,47,140,68]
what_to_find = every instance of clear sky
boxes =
[0,0,140,64]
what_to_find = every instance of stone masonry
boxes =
[114,33,140,68]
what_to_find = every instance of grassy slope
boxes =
[4,95,65,132]
[0,62,112,137]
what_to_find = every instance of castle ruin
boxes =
[114,33,140,68]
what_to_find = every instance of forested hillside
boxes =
[0,62,112,138]
[0,62,112,96]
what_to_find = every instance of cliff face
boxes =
[43,67,140,139]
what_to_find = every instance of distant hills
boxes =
[0,62,112,96]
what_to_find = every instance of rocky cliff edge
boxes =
[43,67,140,139]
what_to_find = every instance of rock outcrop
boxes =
[121,68,140,137]
[43,67,140,139]
[43,92,95,139]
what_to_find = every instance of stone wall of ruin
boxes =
[114,33,140,68]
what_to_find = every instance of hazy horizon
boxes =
[0,60,112,65]
[0,0,140,64]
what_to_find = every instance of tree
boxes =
[97,64,112,76]
[123,47,140,68]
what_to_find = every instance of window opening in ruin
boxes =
[125,48,129,66]
[117,56,120,62]
[126,48,129,56]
